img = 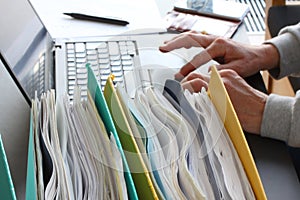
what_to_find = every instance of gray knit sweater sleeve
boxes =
[261,23,300,147]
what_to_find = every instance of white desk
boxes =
[29,0,166,38]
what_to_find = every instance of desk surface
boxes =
[247,134,300,199]
[29,0,166,38]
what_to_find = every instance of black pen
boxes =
[63,13,129,26]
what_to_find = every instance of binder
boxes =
[0,135,17,200]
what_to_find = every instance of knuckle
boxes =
[220,69,238,77]
[213,37,227,45]
[187,72,200,80]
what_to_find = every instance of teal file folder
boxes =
[0,135,16,200]
[86,64,138,200]
[25,112,37,200]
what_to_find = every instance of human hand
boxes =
[159,32,279,81]
[181,70,268,134]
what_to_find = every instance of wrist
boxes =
[254,91,268,134]
[239,88,268,134]
[260,43,280,71]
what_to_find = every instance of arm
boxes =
[265,22,300,79]
[260,23,300,147]
[261,92,300,147]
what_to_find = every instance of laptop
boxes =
[0,0,189,198]
[0,0,194,102]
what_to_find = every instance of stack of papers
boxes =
[25,64,266,199]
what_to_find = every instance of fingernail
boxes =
[159,46,168,53]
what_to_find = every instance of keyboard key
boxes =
[108,42,120,55]
[76,67,86,74]
[76,73,87,79]
[122,59,133,66]
[110,60,121,66]
[75,43,86,52]
[111,65,122,72]
[99,74,110,80]
[110,55,121,61]
[75,52,86,58]
[67,62,75,67]
[113,76,123,83]
[99,58,109,64]
[100,68,111,75]
[123,65,133,71]
[77,79,87,85]
[96,42,107,49]
[111,70,123,77]
[98,53,109,59]
[66,39,138,98]
[86,42,102,50]
[121,54,132,60]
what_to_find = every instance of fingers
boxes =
[159,33,200,53]
[205,37,227,62]
[173,37,228,80]
[208,63,231,74]
[159,32,217,53]
[181,72,210,92]
[182,79,208,93]
[174,50,212,80]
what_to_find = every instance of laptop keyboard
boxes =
[66,40,138,99]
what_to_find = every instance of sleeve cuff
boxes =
[265,33,300,79]
[261,94,294,143]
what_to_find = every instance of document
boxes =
[186,89,255,199]
[154,88,215,199]
[25,111,38,200]
[32,97,44,199]
[62,86,128,199]
[40,91,70,199]
[86,64,138,200]
[163,79,221,199]
[208,66,267,200]
[147,88,208,200]
[116,85,166,199]
[104,74,160,200]
[132,89,186,199]
[23,63,266,199]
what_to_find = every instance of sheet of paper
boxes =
[25,109,37,200]
[186,89,255,199]
[62,95,85,199]
[86,64,138,200]
[104,75,160,200]
[86,91,127,199]
[132,89,184,199]
[147,88,207,200]
[163,79,221,199]
[208,66,266,200]
[29,0,166,38]
[32,98,44,199]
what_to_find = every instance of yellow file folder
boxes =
[208,66,267,200]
